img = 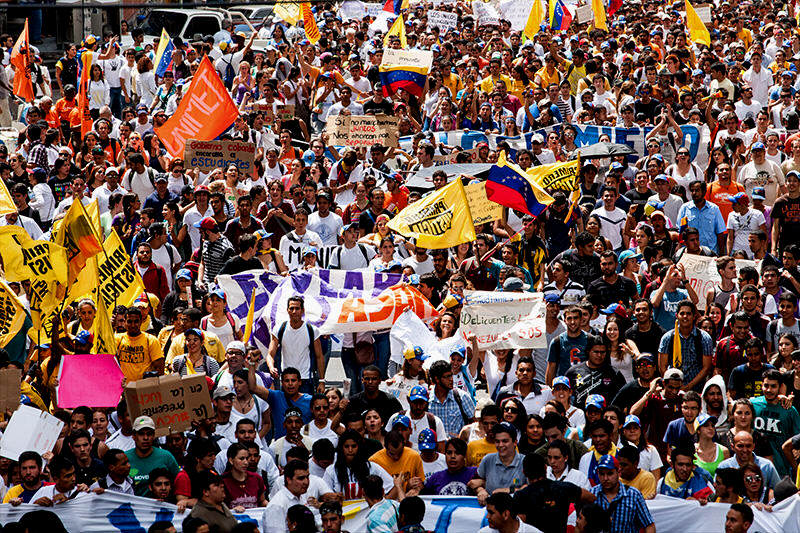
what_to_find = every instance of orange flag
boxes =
[154,55,238,158]
[10,19,34,102]
[76,51,94,137]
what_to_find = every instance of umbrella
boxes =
[574,142,637,159]
[405,163,493,190]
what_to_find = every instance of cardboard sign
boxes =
[0,367,20,414]
[325,114,400,148]
[184,139,256,176]
[0,405,64,461]
[428,10,458,31]
[275,104,295,121]
[677,254,759,311]
[464,180,503,226]
[124,373,213,437]
[575,4,593,24]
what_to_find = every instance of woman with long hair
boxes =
[232,61,255,104]
[342,182,369,224]
[87,64,109,120]
[143,133,168,173]
[501,397,528,437]
[518,414,545,456]
[363,408,386,447]
[77,131,99,167]
[231,369,270,445]
[150,70,177,114]
[585,215,613,251]
[604,316,637,382]
[253,229,288,274]
[136,56,157,108]
[774,338,800,412]
[694,414,730,478]
[322,429,395,500]
[281,158,307,192]
[435,311,458,340]
[549,377,586,429]
[171,328,221,376]
[360,214,409,257]
[620,415,663,477]
[706,303,726,340]
[705,146,731,183]
[698,316,718,342]
[202,290,242,348]
[619,250,643,294]
[739,462,773,508]
[111,193,141,251]
[721,399,768,455]
[449,242,472,270]
[369,236,397,271]
[771,333,798,373]
[173,437,219,512]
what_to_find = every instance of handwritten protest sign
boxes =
[464,180,503,226]
[326,115,400,148]
[124,374,213,436]
[677,254,759,311]
[366,2,384,17]
[498,0,536,30]
[0,367,20,414]
[57,354,124,408]
[428,10,458,30]
[472,0,500,25]
[459,290,546,349]
[184,139,257,176]
[0,405,64,461]
[576,4,593,24]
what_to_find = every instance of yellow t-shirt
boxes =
[479,74,513,94]
[115,332,163,381]
[467,438,497,467]
[369,447,425,490]
[165,331,225,365]
[509,78,532,102]
[442,72,464,100]
[563,61,587,95]
[621,469,657,499]
[535,67,561,90]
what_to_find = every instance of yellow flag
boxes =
[243,289,257,345]
[685,0,710,46]
[387,179,476,249]
[0,179,17,216]
[526,158,581,193]
[672,320,682,369]
[384,15,408,49]
[301,3,321,45]
[523,0,545,40]
[0,280,27,347]
[95,230,146,312]
[91,288,117,355]
[52,199,104,288]
[0,226,68,284]
[275,2,301,25]
[85,199,102,236]
[592,0,608,31]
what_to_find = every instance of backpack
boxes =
[275,321,317,381]
[397,410,437,433]
[665,329,705,369]
[491,355,516,402]
[221,56,235,89]
[124,166,158,189]
[335,243,371,269]
[201,312,237,337]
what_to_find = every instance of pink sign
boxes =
[57,354,125,408]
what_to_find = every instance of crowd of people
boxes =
[3,0,800,532]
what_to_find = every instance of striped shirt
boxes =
[429,388,476,439]
[201,236,234,284]
[590,483,654,533]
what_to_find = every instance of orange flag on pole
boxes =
[76,51,94,137]
[302,3,321,45]
[10,19,34,102]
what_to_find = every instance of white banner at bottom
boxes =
[1,492,799,532]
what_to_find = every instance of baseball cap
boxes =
[552,376,571,389]
[407,274,420,286]
[106,166,119,176]
[622,414,641,428]
[285,407,303,420]
[636,353,656,365]
[339,221,359,236]
[609,161,624,171]
[409,385,429,402]
[692,68,704,77]
[596,454,619,471]
[404,345,428,361]
[193,216,218,231]
[418,428,437,451]
[728,192,749,205]
[195,185,210,194]
[544,293,561,304]
[74,330,93,345]
[585,394,606,410]
[618,250,642,265]
[503,277,525,291]
[227,341,246,354]
[185,327,204,340]
[649,210,667,221]
[209,287,226,300]
[136,104,148,114]
[450,346,467,360]
[751,141,766,150]
[751,187,766,200]
[132,416,156,432]
[599,303,628,318]
[154,174,167,183]
[213,385,235,400]
[303,245,318,257]
[653,174,669,182]
[392,414,411,428]
[664,368,685,381]
[696,413,717,427]
[176,268,192,281]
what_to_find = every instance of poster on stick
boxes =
[325,115,400,148]
[184,139,256,176]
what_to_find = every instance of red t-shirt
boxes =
[222,471,265,509]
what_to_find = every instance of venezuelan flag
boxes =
[379,48,432,99]
[153,28,174,77]
[486,151,554,218]
[383,0,409,15]
[549,0,574,31]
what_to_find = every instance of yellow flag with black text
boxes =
[388,179,476,249]
[96,230,146,312]
[526,158,581,193]
[0,280,27,347]
[0,226,67,284]
[52,200,104,288]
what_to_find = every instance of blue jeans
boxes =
[109,87,122,118]
[340,347,367,396]
[373,331,391,379]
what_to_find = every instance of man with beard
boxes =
[714,312,753,382]
[701,375,730,437]
[612,353,659,413]
[587,251,638,308]
[564,336,625,410]
[625,299,665,358]
[3,452,49,504]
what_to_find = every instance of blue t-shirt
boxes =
[663,417,697,449]
[547,331,588,376]
[266,390,313,439]
[653,288,689,331]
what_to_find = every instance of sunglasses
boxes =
[745,475,762,483]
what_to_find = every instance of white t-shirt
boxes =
[29,484,80,503]
[302,418,339,447]
[422,452,447,480]
[727,208,766,257]
[273,320,320,379]
[483,352,520,399]
[479,520,542,533]
[331,243,375,270]
[101,56,124,88]
[322,462,393,497]
[385,411,447,452]
[307,211,343,246]
[122,168,156,203]
[402,254,434,275]
[738,160,785,205]
[151,243,180,290]
[589,206,627,249]
[184,204,213,251]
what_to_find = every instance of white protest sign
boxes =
[389,308,466,365]
[0,405,64,461]
[459,290,545,349]
[366,2,384,17]
[576,4,593,24]
[380,47,435,72]
[431,0,457,5]
[677,254,759,311]
[472,0,500,26]
[428,10,458,31]
[498,0,535,31]
[341,0,368,20]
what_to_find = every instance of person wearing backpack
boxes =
[330,222,375,270]
[122,153,157,203]
[266,296,325,394]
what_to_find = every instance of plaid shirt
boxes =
[590,482,654,533]
[428,387,476,439]
[27,142,50,173]
[365,498,399,533]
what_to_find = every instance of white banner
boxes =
[677,254,759,311]
[427,10,458,30]
[459,290,546,349]
[498,0,537,30]
[472,0,500,25]
[341,0,368,20]
[2,493,798,532]
[389,308,466,366]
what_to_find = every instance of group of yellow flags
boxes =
[0,178,145,355]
